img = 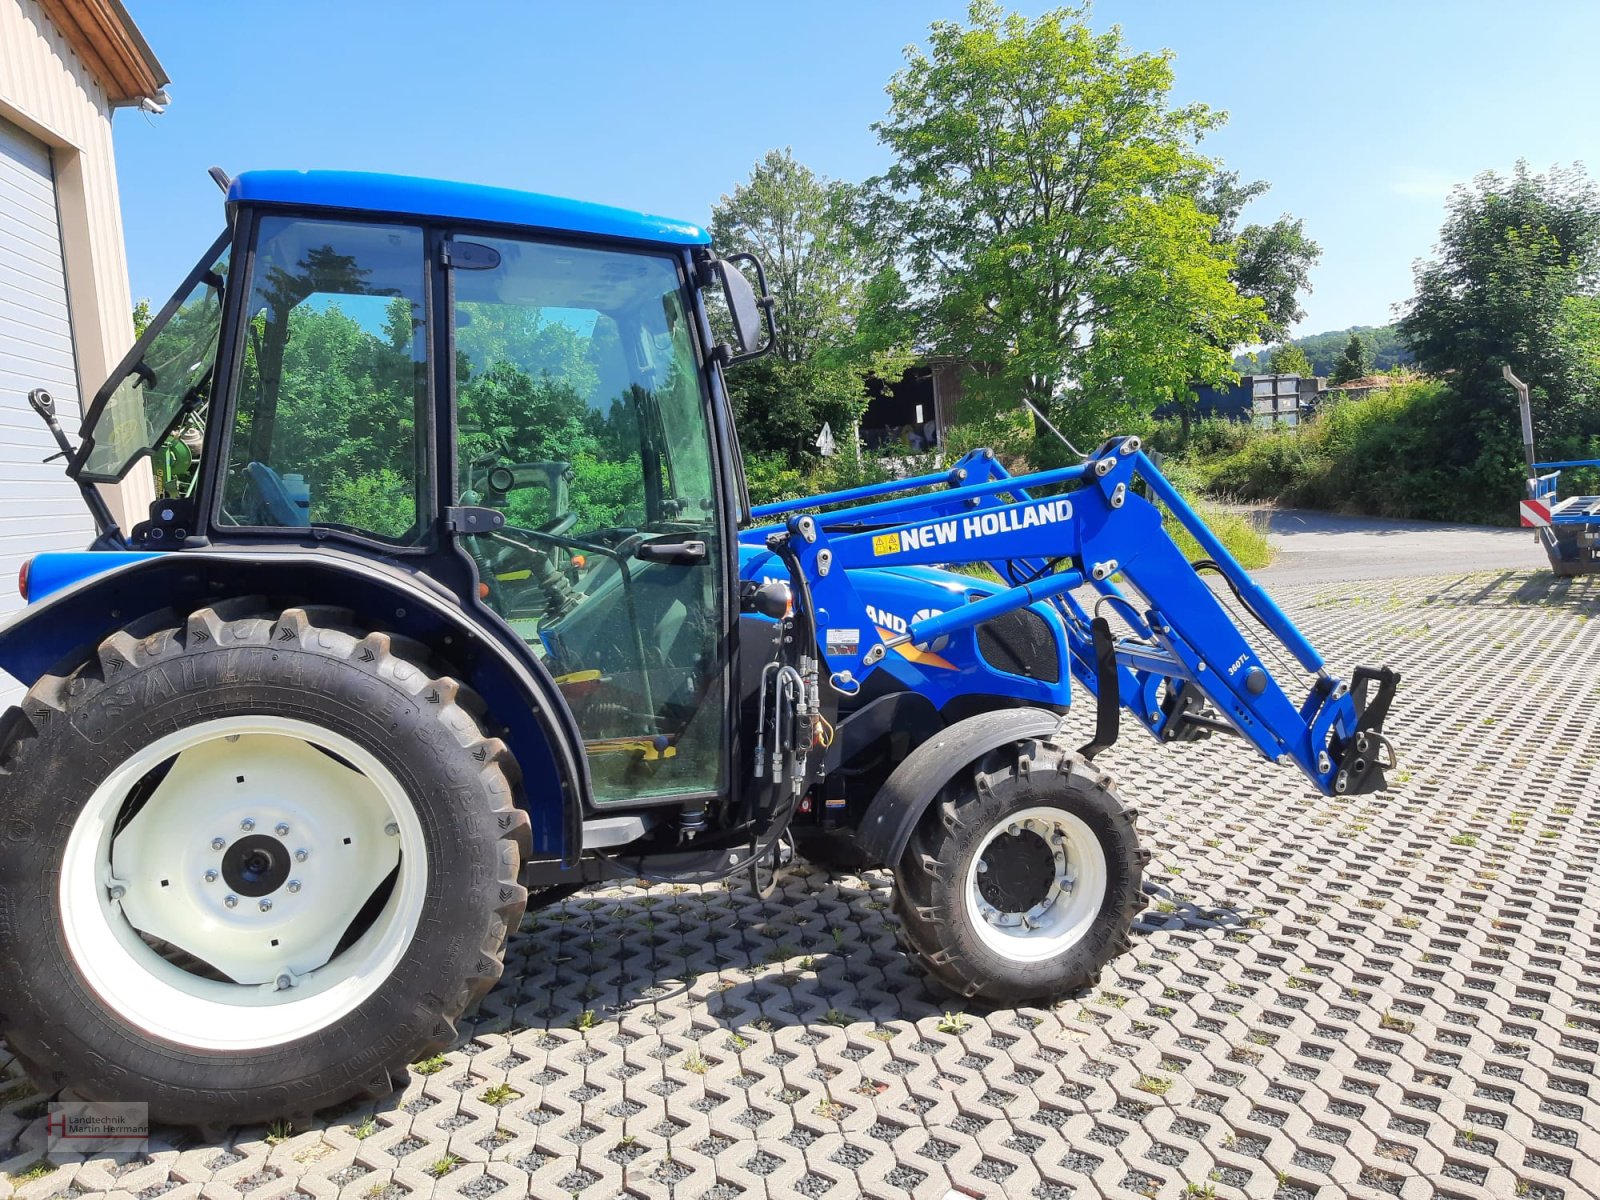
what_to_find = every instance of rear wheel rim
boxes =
[966,804,1106,963]
[59,715,428,1051]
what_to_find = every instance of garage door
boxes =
[0,118,96,700]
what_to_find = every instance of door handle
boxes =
[635,538,708,565]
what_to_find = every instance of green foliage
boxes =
[1400,160,1600,444]
[743,447,895,508]
[131,297,152,338]
[1266,343,1313,376]
[726,355,870,467]
[1198,171,1321,343]
[710,148,870,366]
[1171,381,1552,525]
[243,299,422,539]
[869,2,1265,446]
[712,150,903,469]
[1329,332,1373,384]
[1235,324,1412,376]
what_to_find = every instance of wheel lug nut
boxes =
[1008,823,1021,836]
[108,885,125,900]
[259,899,272,912]
[212,837,227,850]
[225,894,238,908]
[204,869,218,883]
[275,974,293,990]
[240,818,255,832]
[295,849,308,862]
[275,822,290,837]
[287,880,301,893]
[384,822,399,837]
[976,860,989,873]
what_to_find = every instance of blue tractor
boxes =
[0,171,1397,1125]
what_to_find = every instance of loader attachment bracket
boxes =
[1331,665,1400,795]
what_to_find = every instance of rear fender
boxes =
[0,550,589,862]
[854,706,1063,867]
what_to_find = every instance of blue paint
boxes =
[229,171,710,246]
[738,543,1075,715]
[23,551,162,603]
[747,442,1384,797]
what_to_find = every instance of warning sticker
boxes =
[825,628,861,656]
[872,532,901,556]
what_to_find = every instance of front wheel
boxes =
[892,740,1146,1004]
[0,602,529,1126]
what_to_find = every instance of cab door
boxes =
[445,233,729,806]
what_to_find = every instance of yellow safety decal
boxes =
[495,569,532,581]
[872,532,901,557]
[554,669,603,685]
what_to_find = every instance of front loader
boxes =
[0,169,1397,1126]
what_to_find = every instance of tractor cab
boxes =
[68,170,772,806]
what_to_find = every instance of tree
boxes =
[1198,171,1320,344]
[711,149,902,464]
[1267,342,1313,376]
[710,149,864,364]
[869,2,1264,448]
[1399,161,1600,432]
[1329,333,1372,384]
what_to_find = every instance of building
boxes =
[1178,374,1324,427]
[860,358,969,450]
[0,0,165,645]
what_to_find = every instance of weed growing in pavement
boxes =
[479,1084,519,1107]
[412,1054,447,1075]
[936,1011,969,1034]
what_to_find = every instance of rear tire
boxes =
[0,601,529,1126]
[892,739,1146,1004]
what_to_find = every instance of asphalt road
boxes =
[1245,506,1539,585]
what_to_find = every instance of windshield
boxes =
[75,232,231,484]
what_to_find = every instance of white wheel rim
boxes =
[966,805,1107,962]
[59,715,428,1051]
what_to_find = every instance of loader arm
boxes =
[750,436,1398,797]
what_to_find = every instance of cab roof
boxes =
[227,170,710,247]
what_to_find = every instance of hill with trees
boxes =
[1237,324,1413,376]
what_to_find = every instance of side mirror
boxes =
[712,254,773,363]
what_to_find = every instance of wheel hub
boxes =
[107,730,403,986]
[966,808,1103,959]
[221,834,291,897]
[976,825,1058,912]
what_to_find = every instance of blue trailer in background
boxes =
[1507,366,1600,575]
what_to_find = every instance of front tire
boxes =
[892,739,1146,1004]
[0,601,529,1126]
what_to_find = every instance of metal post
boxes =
[1503,365,1535,479]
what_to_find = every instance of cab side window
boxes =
[220,217,429,543]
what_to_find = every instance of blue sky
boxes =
[115,1,1600,338]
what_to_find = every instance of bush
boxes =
[1166,380,1555,526]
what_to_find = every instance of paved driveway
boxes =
[1247,508,1536,586]
[2,564,1598,1200]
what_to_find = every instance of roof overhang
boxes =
[37,0,168,107]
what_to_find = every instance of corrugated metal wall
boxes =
[0,118,95,700]
[2,0,155,545]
